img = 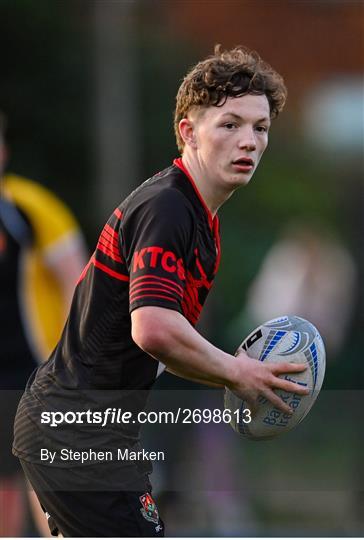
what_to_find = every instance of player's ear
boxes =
[179,118,197,149]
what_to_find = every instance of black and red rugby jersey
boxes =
[13,159,221,468]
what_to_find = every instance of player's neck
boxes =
[181,155,233,217]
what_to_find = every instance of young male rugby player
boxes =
[13,45,308,537]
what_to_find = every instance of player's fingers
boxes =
[261,388,293,415]
[236,390,257,411]
[273,377,310,395]
[271,362,307,375]
[233,388,259,416]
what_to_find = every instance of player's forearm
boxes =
[166,367,224,388]
[132,308,237,387]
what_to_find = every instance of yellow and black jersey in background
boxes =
[0,174,84,388]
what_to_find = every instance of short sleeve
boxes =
[122,188,194,314]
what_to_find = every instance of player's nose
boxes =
[238,126,256,151]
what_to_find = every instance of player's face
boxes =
[193,94,271,190]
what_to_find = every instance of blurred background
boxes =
[0,0,363,536]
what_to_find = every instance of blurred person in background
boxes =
[229,221,358,359]
[13,46,309,537]
[0,110,88,536]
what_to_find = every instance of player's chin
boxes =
[230,172,254,188]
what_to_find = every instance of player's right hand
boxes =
[227,351,309,415]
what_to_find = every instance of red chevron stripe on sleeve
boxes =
[97,239,123,263]
[96,223,123,263]
[114,208,123,220]
[130,274,184,295]
[130,278,183,299]
[129,274,185,306]
[130,293,178,304]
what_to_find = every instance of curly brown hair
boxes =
[174,45,287,153]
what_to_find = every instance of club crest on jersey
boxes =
[139,492,160,524]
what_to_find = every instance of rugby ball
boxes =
[224,315,326,440]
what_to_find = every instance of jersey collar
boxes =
[173,157,216,231]
[173,158,221,274]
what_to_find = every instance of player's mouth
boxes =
[232,157,254,173]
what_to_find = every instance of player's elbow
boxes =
[131,317,170,357]
[131,306,182,357]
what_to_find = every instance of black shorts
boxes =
[20,460,164,537]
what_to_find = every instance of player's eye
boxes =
[224,122,237,130]
[255,125,269,133]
